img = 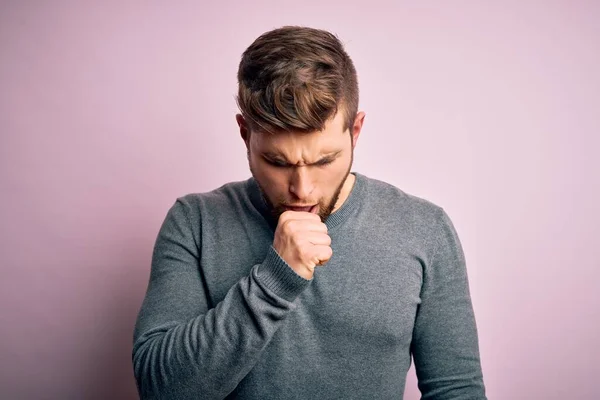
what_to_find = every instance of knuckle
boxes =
[280,218,293,232]
[286,220,298,233]
[278,211,290,222]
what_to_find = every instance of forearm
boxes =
[412,294,486,399]
[133,247,310,400]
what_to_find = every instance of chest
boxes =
[297,232,424,347]
[200,221,424,345]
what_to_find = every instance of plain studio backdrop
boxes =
[1,1,598,399]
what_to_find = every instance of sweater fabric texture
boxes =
[133,172,487,399]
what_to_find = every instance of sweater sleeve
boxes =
[132,198,311,400]
[411,208,487,399]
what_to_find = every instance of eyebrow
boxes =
[262,150,342,166]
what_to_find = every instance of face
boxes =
[237,110,365,222]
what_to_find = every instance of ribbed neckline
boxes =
[246,172,366,232]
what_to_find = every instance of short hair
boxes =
[236,26,359,135]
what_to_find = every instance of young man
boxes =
[133,26,487,399]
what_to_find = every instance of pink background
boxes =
[1,1,599,399]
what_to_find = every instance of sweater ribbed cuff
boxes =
[254,246,312,302]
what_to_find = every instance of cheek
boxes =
[313,170,344,197]
[257,165,286,184]
[323,158,351,181]
[253,163,288,194]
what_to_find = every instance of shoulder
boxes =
[176,178,249,208]
[360,173,446,223]
[168,178,251,223]
[358,173,458,253]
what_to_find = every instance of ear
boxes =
[350,111,366,148]
[236,114,251,148]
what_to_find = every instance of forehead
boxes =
[250,110,348,153]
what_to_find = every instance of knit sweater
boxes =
[132,172,486,399]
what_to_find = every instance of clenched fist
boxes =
[273,210,332,280]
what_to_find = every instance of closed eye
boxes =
[263,156,336,168]
[314,159,334,167]
[265,159,289,168]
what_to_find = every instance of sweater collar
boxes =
[246,172,366,232]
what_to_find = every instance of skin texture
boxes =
[236,109,365,279]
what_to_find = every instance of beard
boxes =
[250,151,353,223]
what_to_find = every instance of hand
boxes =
[273,210,332,280]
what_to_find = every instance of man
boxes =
[133,26,486,399]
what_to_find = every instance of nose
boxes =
[289,167,314,200]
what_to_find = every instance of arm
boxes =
[132,198,310,399]
[411,208,487,399]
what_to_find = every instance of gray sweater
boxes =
[133,172,486,399]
